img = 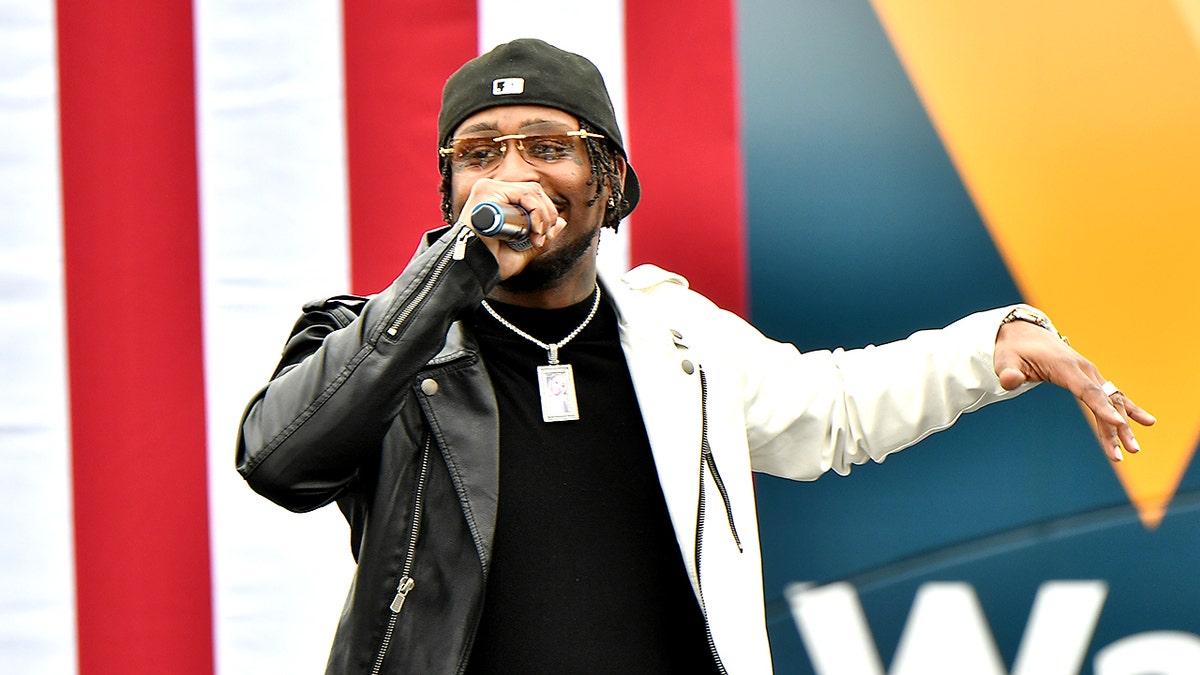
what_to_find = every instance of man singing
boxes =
[237,38,1153,674]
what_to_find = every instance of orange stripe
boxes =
[871,0,1200,527]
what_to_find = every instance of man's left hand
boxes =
[994,319,1156,462]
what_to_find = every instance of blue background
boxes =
[736,1,1200,672]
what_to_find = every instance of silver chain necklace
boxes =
[480,284,601,422]
[480,284,601,365]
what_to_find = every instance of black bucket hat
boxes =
[438,38,640,219]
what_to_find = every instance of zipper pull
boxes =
[388,576,415,613]
[452,226,474,260]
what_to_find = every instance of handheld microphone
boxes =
[469,202,533,251]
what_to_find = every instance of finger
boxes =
[1107,395,1143,454]
[1081,379,1127,428]
[1115,423,1141,456]
[548,216,567,240]
[512,185,558,234]
[1099,420,1125,461]
[1088,394,1128,461]
[1099,382,1155,450]
[1121,396,1157,428]
[997,366,1028,391]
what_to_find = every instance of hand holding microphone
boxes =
[469,202,534,251]
[458,179,567,279]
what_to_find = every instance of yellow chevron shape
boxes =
[870,0,1200,529]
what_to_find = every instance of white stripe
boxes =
[195,2,356,673]
[0,1,78,673]
[477,0,633,280]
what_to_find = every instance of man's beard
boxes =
[497,225,600,293]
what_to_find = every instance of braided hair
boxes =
[438,121,630,232]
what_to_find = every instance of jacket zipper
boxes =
[699,368,741,549]
[694,367,741,674]
[370,435,434,675]
[385,227,474,340]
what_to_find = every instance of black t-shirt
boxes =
[463,291,720,674]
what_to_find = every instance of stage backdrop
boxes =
[1,1,1196,673]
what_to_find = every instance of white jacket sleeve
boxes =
[741,306,1029,480]
[615,264,1034,482]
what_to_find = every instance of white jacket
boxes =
[607,263,1027,673]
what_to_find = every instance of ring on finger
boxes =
[1101,380,1119,397]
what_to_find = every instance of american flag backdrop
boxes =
[0,1,746,672]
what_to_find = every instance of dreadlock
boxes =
[438,120,629,232]
[579,121,628,231]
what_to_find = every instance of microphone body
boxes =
[469,202,532,250]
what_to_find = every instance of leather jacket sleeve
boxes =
[235,225,498,512]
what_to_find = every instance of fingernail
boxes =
[1129,437,1141,453]
[1113,447,1124,461]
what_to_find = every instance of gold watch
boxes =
[1001,306,1069,345]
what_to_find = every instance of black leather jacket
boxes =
[238,220,1016,674]
[237,225,506,674]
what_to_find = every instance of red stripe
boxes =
[56,1,214,672]
[625,0,748,316]
[343,1,479,295]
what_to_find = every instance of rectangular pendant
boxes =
[537,363,579,422]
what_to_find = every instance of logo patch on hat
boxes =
[492,78,525,95]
